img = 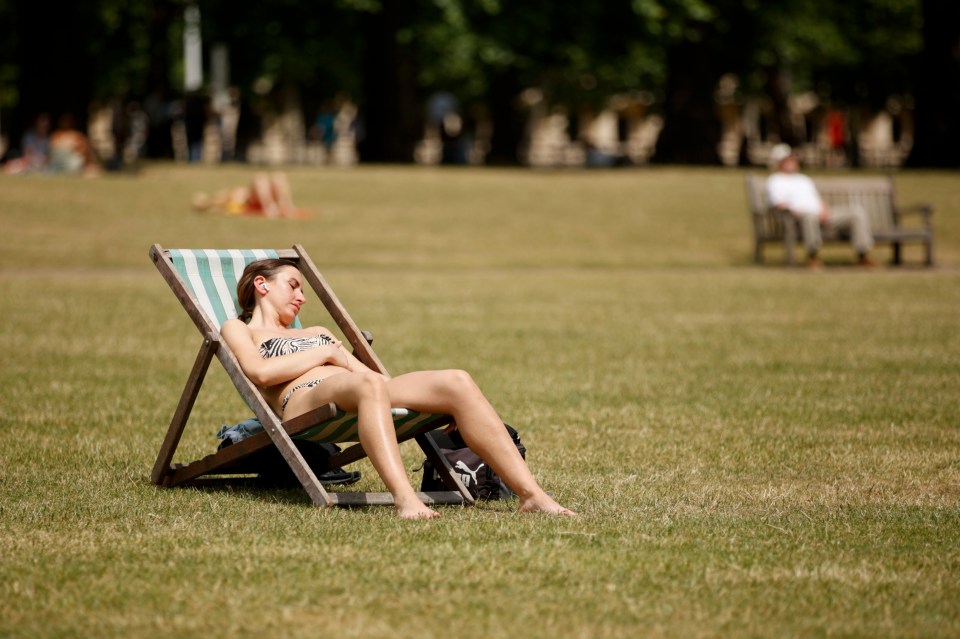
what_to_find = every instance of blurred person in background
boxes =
[192,171,312,219]
[766,144,875,269]
[3,112,51,174]
[48,113,101,176]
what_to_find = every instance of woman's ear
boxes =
[253,275,270,294]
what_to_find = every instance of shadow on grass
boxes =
[145,475,337,507]
[142,476,512,513]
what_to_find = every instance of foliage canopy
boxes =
[1,0,954,165]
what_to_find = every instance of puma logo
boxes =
[455,459,484,486]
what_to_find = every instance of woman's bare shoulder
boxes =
[221,318,249,332]
[221,318,254,341]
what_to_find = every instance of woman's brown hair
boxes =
[236,258,299,322]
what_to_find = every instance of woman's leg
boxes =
[249,172,281,218]
[283,371,439,519]
[268,172,297,217]
[385,370,576,515]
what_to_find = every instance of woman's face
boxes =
[263,265,307,319]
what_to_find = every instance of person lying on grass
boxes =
[192,172,312,219]
[220,259,577,520]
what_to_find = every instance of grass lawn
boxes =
[1,164,958,638]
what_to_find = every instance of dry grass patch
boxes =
[0,166,958,638]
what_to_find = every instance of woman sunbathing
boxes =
[220,259,577,519]
[192,172,311,219]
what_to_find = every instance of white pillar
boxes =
[184,5,203,91]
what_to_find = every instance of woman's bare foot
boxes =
[395,497,440,520]
[519,492,578,516]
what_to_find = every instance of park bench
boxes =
[745,172,934,266]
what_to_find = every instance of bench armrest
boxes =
[894,203,934,228]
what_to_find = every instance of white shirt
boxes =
[766,172,823,216]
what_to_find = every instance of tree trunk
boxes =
[654,39,723,165]
[485,68,525,165]
[907,0,960,167]
[13,2,96,141]
[763,65,799,147]
[144,0,176,159]
[357,1,420,163]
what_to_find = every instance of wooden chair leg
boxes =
[253,407,336,508]
[416,432,475,505]
[329,426,475,506]
[152,337,217,485]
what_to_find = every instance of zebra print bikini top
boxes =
[258,334,335,359]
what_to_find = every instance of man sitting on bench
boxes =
[766,144,876,270]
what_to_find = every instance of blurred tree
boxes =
[643,0,745,164]
[2,0,176,157]
[646,0,926,164]
[454,0,661,164]
[745,0,923,160]
[907,0,960,167]
[0,0,20,147]
[202,0,364,112]
[353,0,422,162]
[201,0,436,162]
[5,1,101,145]
[90,0,168,98]
[0,0,937,167]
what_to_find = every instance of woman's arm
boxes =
[221,319,350,387]
[312,327,378,376]
[340,343,377,375]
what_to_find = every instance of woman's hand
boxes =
[321,341,351,369]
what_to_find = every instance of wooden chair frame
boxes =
[149,243,474,508]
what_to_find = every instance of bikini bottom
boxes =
[281,378,324,415]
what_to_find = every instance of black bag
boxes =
[419,424,526,501]
[255,441,362,488]
[216,418,361,487]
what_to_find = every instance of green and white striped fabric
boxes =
[217,407,448,445]
[295,407,447,443]
[168,249,301,329]
[169,248,446,443]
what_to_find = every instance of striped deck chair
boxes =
[149,244,473,508]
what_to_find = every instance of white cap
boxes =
[769,143,794,168]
